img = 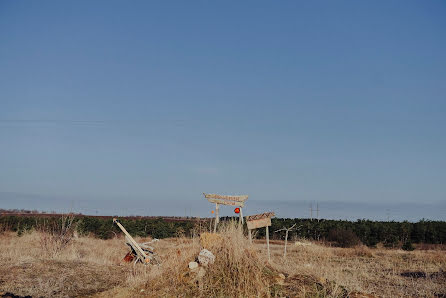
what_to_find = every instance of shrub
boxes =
[384,235,399,248]
[38,214,75,257]
[402,241,415,251]
[327,228,361,248]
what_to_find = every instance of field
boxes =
[0,224,445,298]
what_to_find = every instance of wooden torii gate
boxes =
[203,193,248,232]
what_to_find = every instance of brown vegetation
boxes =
[37,214,76,258]
[0,222,445,297]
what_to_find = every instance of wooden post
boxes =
[248,228,252,244]
[266,225,270,262]
[216,203,220,223]
[213,203,219,233]
[239,207,244,224]
[284,229,289,257]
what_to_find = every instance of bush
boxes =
[384,235,399,248]
[38,214,75,257]
[402,241,415,251]
[327,228,361,248]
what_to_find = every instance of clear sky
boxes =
[1,1,445,220]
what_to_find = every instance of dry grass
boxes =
[186,223,272,297]
[270,241,446,297]
[0,222,445,297]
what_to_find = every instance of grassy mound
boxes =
[142,222,349,297]
[199,223,273,297]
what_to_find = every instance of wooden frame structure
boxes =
[203,193,248,232]
[274,223,301,258]
[246,212,275,261]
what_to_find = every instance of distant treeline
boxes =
[0,214,444,248]
[268,218,445,248]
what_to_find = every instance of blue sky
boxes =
[1,1,445,220]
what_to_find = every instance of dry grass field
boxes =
[0,224,445,297]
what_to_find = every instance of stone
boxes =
[198,249,215,267]
[275,273,286,285]
[294,241,311,246]
[197,267,206,279]
[189,261,199,270]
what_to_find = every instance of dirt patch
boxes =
[431,270,446,281]
[400,271,427,278]
[1,293,32,298]
[278,274,349,297]
[401,270,446,280]
[0,260,127,297]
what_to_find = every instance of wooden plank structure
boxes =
[246,212,275,261]
[203,193,248,232]
[113,218,160,265]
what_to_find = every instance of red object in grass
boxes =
[234,208,240,214]
[123,252,135,263]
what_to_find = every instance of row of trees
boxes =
[0,215,200,239]
[1,215,444,248]
[267,218,445,248]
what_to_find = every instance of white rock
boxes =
[275,273,286,285]
[294,241,311,246]
[189,261,199,270]
[198,249,215,267]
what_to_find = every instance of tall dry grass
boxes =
[141,221,278,297]
[200,223,273,297]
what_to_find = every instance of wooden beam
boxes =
[247,217,271,230]
[113,218,150,264]
[246,212,275,221]
[206,198,245,207]
[203,193,248,203]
